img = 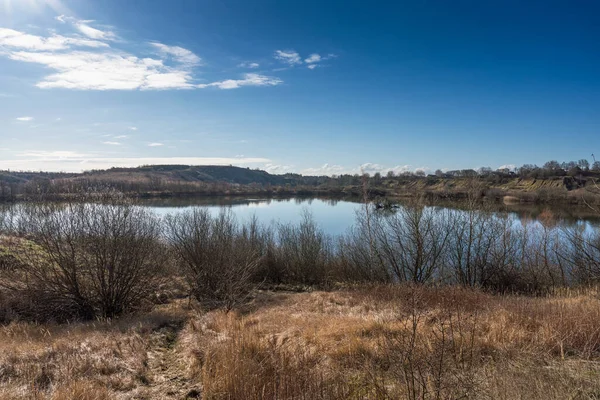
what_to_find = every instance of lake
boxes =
[2,196,599,237]
[130,196,600,237]
[136,197,364,236]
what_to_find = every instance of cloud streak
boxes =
[198,73,282,89]
[274,50,337,70]
[0,22,283,91]
[274,50,301,65]
[238,62,259,69]
[150,42,202,66]
[76,22,115,41]
[0,28,107,50]
[300,163,429,176]
[304,53,321,63]
[0,154,272,172]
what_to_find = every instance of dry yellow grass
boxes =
[183,286,600,399]
[2,286,600,399]
[0,302,194,399]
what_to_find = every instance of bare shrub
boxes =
[446,206,499,287]
[337,206,392,283]
[376,200,451,283]
[562,224,600,284]
[369,287,483,399]
[166,209,261,310]
[0,201,166,321]
[273,210,333,285]
[339,199,452,284]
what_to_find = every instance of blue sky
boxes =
[0,0,598,175]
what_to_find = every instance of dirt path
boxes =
[142,320,201,399]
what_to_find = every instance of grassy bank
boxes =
[2,286,600,399]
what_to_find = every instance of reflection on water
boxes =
[131,196,600,236]
[3,196,600,237]
[138,197,361,236]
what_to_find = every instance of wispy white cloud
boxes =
[497,164,516,171]
[75,22,115,41]
[274,50,301,65]
[0,27,108,50]
[1,154,271,172]
[238,62,259,69]
[300,163,429,176]
[102,141,121,145]
[304,53,337,70]
[16,116,33,121]
[198,73,282,90]
[129,126,138,131]
[264,163,293,173]
[301,163,346,176]
[148,142,163,147]
[113,135,128,139]
[0,24,283,91]
[18,150,90,159]
[150,42,201,66]
[304,53,321,63]
[55,15,116,41]
[8,50,198,90]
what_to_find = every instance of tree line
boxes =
[3,157,600,201]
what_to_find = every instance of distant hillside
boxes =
[79,165,295,185]
[0,165,309,186]
[0,165,339,200]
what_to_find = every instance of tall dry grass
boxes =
[2,286,600,399]
[0,304,188,400]
[182,286,600,399]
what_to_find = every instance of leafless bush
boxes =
[166,209,262,310]
[0,200,166,321]
[369,287,482,399]
[337,223,391,283]
[273,210,334,285]
[561,225,600,284]
[339,199,452,284]
[379,201,451,283]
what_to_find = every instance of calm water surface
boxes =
[133,197,600,236]
[139,197,363,236]
[4,197,599,237]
